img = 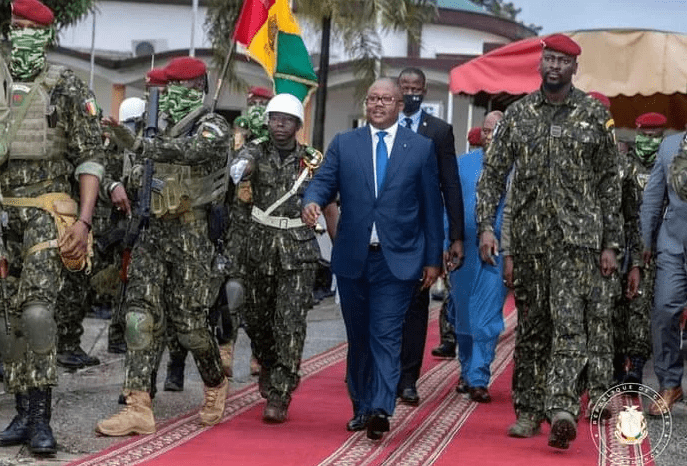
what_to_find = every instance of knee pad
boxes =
[177,328,212,352]
[125,311,154,351]
[224,279,245,312]
[22,302,56,355]
[0,317,27,362]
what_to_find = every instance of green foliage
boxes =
[469,0,542,33]
[203,0,249,94]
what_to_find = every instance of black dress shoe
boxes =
[468,386,491,403]
[431,342,456,358]
[346,414,369,431]
[366,412,390,440]
[455,377,470,394]
[399,387,420,406]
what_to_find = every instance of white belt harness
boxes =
[250,168,308,230]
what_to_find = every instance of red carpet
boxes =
[69,295,657,466]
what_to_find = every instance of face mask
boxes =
[9,26,54,81]
[634,134,662,164]
[403,94,423,115]
[160,85,204,123]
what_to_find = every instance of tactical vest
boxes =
[6,65,68,161]
[146,107,229,218]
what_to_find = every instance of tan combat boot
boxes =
[95,390,155,436]
[507,412,542,438]
[199,377,229,426]
[218,343,233,378]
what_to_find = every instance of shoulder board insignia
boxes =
[251,135,269,145]
[84,98,98,117]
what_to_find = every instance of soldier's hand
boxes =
[479,230,499,266]
[301,202,321,228]
[446,240,464,272]
[503,255,514,288]
[110,184,131,215]
[421,265,441,289]
[599,248,618,277]
[642,249,652,266]
[58,220,89,260]
[625,265,641,300]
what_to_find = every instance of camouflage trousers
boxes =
[512,244,611,420]
[240,266,315,404]
[122,217,224,392]
[438,277,456,345]
[55,245,114,352]
[1,207,62,393]
[613,260,654,360]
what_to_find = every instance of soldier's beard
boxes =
[542,79,569,94]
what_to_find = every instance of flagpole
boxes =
[211,40,236,112]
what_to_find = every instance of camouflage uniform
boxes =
[224,136,320,405]
[669,135,687,201]
[0,65,104,394]
[476,87,622,420]
[121,107,229,393]
[610,147,654,377]
[55,137,127,360]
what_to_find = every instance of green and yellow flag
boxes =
[233,0,318,102]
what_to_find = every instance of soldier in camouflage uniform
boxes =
[54,101,141,369]
[610,112,667,385]
[224,93,322,423]
[669,134,687,201]
[476,34,622,450]
[0,0,104,455]
[96,56,230,436]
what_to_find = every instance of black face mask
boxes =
[403,94,424,115]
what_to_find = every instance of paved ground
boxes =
[0,295,684,466]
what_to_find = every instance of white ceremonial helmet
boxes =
[265,93,304,124]
[118,97,146,122]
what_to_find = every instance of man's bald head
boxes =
[482,111,503,146]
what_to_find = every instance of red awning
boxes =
[449,30,687,129]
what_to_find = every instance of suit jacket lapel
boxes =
[384,128,412,191]
[358,127,375,197]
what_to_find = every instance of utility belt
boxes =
[251,206,304,230]
[0,192,93,272]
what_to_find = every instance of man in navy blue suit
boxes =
[302,78,444,440]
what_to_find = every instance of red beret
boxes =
[164,57,207,81]
[542,34,581,56]
[12,0,54,26]
[588,91,611,110]
[248,86,273,99]
[635,112,667,128]
[146,68,167,87]
[467,127,483,147]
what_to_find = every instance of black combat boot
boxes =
[0,392,30,446]
[27,388,57,455]
[623,355,646,384]
[164,355,185,392]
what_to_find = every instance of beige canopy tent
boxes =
[450,29,687,129]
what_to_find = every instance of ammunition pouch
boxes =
[1,193,93,273]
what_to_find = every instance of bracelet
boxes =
[77,218,92,232]
[107,181,123,195]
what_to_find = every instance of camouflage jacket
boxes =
[669,134,687,202]
[0,66,104,195]
[620,149,652,269]
[476,87,622,254]
[225,137,321,273]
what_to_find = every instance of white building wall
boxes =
[420,24,508,57]
[58,2,210,54]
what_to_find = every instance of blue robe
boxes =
[449,149,507,388]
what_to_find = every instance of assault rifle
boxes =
[115,158,154,318]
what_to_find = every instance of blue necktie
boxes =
[376,131,388,194]
[404,117,413,130]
